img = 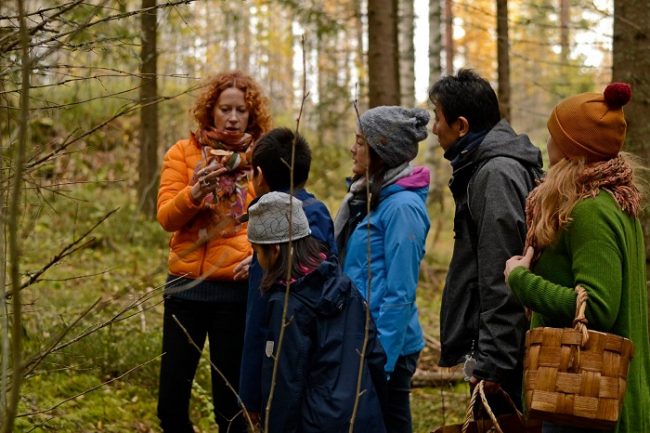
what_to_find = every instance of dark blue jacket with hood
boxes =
[260,258,387,433]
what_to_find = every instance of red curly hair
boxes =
[192,71,272,141]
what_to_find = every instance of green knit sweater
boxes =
[508,191,650,433]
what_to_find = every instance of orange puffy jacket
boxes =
[157,137,254,281]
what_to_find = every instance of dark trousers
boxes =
[157,297,247,433]
[383,352,420,433]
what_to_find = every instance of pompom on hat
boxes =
[547,82,632,162]
[359,106,430,168]
[247,191,311,244]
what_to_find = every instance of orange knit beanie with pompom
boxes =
[547,82,632,162]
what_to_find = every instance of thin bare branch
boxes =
[0,0,84,49]
[0,0,195,57]
[20,298,102,378]
[17,355,162,417]
[19,83,203,173]
[264,34,309,433]
[347,92,372,433]
[3,208,118,298]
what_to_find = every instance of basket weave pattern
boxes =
[523,286,635,430]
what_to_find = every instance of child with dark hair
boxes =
[236,127,337,424]
[246,192,386,433]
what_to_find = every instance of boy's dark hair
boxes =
[252,127,311,191]
[257,236,326,291]
[428,69,501,132]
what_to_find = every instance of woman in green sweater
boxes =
[505,82,650,433]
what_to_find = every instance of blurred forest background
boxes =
[1,0,649,432]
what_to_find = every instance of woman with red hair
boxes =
[156,71,271,433]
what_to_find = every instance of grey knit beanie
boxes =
[359,106,430,168]
[247,192,311,244]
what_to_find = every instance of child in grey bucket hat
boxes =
[247,191,311,244]
[359,106,430,168]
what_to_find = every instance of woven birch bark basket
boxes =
[523,286,635,430]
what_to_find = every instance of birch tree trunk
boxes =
[398,0,415,107]
[427,0,447,210]
[138,0,159,219]
[429,0,442,84]
[444,0,454,74]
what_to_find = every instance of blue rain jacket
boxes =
[342,168,430,373]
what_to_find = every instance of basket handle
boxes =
[573,285,590,347]
[461,381,524,433]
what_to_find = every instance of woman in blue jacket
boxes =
[335,106,431,433]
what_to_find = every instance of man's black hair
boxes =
[428,69,501,132]
[252,127,311,191]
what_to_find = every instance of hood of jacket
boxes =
[382,165,430,204]
[278,257,353,318]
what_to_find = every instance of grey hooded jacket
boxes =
[440,119,543,385]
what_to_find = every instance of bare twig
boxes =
[0,0,196,59]
[347,89,372,433]
[264,34,309,433]
[18,83,203,174]
[4,208,119,298]
[20,298,102,378]
[34,284,164,360]
[0,0,84,50]
[16,355,162,417]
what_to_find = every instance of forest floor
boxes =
[14,179,469,433]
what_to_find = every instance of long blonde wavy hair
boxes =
[527,152,645,249]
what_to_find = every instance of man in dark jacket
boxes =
[428,69,543,409]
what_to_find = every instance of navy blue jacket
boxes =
[261,258,386,433]
[240,189,337,411]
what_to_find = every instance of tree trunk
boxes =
[2,0,29,430]
[368,0,400,107]
[235,6,251,72]
[0,46,9,426]
[429,0,442,84]
[496,0,510,121]
[612,0,650,258]
[355,0,367,110]
[427,0,447,209]
[444,0,454,74]
[398,0,415,106]
[138,0,159,219]
[613,0,650,329]
[559,0,570,64]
